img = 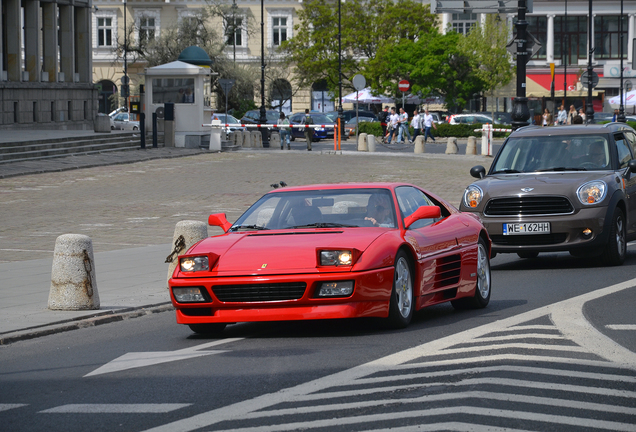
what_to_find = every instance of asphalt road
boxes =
[1,151,635,431]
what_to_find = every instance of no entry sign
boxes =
[398,80,410,92]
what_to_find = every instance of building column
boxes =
[75,6,91,83]
[629,14,635,65]
[24,0,42,82]
[42,2,58,81]
[5,0,21,81]
[442,13,450,35]
[59,4,75,82]
[546,14,555,64]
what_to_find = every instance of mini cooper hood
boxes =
[477,171,616,196]
[187,229,388,274]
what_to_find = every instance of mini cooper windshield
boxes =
[492,134,611,173]
[230,188,397,231]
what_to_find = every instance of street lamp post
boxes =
[585,0,594,124]
[123,0,128,110]
[511,0,530,131]
[618,0,626,123]
[563,0,567,110]
[337,0,344,140]
[259,0,269,147]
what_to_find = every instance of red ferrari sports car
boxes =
[169,183,491,334]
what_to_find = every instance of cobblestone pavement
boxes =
[0,151,492,263]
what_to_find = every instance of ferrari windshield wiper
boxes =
[229,225,270,231]
[537,167,587,172]
[491,169,521,174]
[290,222,357,228]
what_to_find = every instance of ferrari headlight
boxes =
[577,181,607,205]
[317,281,354,297]
[180,256,209,272]
[320,250,353,266]
[463,185,483,209]
[172,287,207,302]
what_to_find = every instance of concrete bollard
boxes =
[357,133,368,151]
[251,131,262,148]
[166,220,208,288]
[271,132,281,148]
[445,137,458,154]
[242,131,252,147]
[414,136,425,153]
[466,136,477,155]
[367,134,376,152]
[48,234,100,310]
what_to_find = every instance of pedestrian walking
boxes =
[557,105,567,125]
[397,108,411,143]
[566,105,577,125]
[411,109,422,141]
[378,106,390,137]
[303,109,313,151]
[422,108,437,143]
[386,107,400,144]
[278,112,291,150]
[578,108,586,122]
[542,108,553,127]
[612,109,619,122]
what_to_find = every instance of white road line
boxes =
[362,424,534,432]
[462,334,566,343]
[436,342,588,355]
[199,406,636,432]
[40,404,191,413]
[607,324,636,330]
[401,354,622,370]
[0,404,27,412]
[141,277,636,432]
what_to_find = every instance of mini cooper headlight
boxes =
[320,250,353,266]
[577,181,607,205]
[463,185,484,209]
[180,256,209,272]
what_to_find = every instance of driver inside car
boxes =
[365,194,395,227]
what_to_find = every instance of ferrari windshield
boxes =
[230,188,397,231]
[492,134,611,173]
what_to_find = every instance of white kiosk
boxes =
[144,55,213,148]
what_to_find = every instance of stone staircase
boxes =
[0,132,163,164]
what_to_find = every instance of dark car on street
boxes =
[460,123,636,265]
[325,110,379,123]
[288,112,336,141]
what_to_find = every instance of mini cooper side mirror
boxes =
[470,165,486,179]
[628,160,636,174]
[208,213,232,232]
[403,206,442,229]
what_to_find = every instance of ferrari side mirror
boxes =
[208,213,232,232]
[403,206,442,229]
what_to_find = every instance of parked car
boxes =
[169,182,491,334]
[447,113,494,125]
[325,110,379,123]
[345,116,378,136]
[111,112,139,130]
[476,111,512,125]
[288,112,336,141]
[212,113,245,137]
[460,123,636,265]
[239,109,280,139]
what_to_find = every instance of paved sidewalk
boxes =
[0,130,495,345]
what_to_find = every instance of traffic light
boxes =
[121,84,130,98]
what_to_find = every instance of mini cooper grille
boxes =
[433,254,462,289]
[212,282,307,302]
[485,196,573,216]
[490,233,567,246]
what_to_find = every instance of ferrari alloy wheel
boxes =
[601,208,626,266]
[188,323,227,334]
[452,237,491,310]
[387,251,414,329]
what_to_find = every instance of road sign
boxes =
[121,75,129,85]
[218,79,235,95]
[398,80,410,92]
[506,32,542,64]
[352,74,366,91]
[581,71,599,89]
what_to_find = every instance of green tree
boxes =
[460,14,514,117]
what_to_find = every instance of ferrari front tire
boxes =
[387,251,414,329]
[188,323,227,334]
[452,237,491,310]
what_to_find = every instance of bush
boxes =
[357,122,513,139]
[358,122,383,137]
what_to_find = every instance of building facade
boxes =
[0,0,98,130]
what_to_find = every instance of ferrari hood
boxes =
[475,171,616,197]
[187,229,388,275]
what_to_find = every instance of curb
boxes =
[0,302,173,346]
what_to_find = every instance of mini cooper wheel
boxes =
[387,251,414,329]
[452,237,491,310]
[188,323,227,334]
[601,208,626,266]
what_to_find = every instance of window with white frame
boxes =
[451,13,477,35]
[268,10,292,48]
[178,9,203,35]
[225,15,245,47]
[135,10,160,45]
[97,17,114,47]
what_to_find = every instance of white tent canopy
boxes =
[341,88,393,104]
[608,90,636,107]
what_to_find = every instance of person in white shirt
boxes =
[411,109,422,141]
[386,107,400,144]
[422,109,437,143]
[396,108,411,143]
[557,105,567,125]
